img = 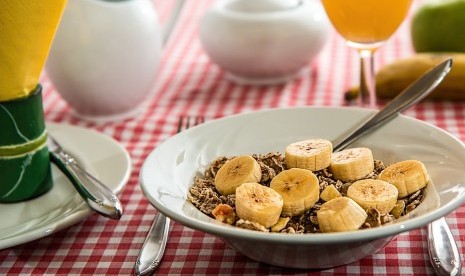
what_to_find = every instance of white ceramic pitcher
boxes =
[46,0,183,122]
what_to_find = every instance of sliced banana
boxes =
[235,182,283,228]
[271,217,290,232]
[390,200,406,219]
[330,147,374,182]
[214,155,262,195]
[320,184,342,202]
[317,197,368,233]
[270,168,320,217]
[285,139,332,171]
[346,179,398,214]
[378,160,429,199]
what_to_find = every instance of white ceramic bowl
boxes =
[139,107,465,269]
[199,0,330,85]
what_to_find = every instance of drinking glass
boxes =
[321,0,413,107]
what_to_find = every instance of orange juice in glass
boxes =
[321,0,412,107]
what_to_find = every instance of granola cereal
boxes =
[188,152,425,233]
[235,219,270,232]
[212,204,236,225]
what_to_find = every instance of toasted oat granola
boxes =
[187,153,425,233]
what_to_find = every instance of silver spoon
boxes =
[427,218,462,276]
[48,135,123,220]
[333,58,451,151]
[332,58,461,276]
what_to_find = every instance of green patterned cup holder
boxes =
[0,84,53,203]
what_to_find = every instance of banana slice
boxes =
[270,168,320,217]
[346,179,398,214]
[390,200,406,219]
[271,217,290,232]
[330,147,374,182]
[378,160,429,199]
[317,197,368,233]
[214,155,262,195]
[235,182,283,228]
[320,184,342,202]
[285,139,332,171]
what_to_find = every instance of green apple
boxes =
[411,0,465,52]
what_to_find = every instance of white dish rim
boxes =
[140,106,465,244]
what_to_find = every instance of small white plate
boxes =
[0,123,131,250]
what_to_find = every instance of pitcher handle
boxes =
[162,0,186,45]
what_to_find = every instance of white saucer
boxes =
[0,123,131,250]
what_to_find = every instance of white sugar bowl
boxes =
[199,0,330,85]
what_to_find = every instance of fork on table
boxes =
[135,116,205,276]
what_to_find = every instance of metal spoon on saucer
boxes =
[48,135,123,220]
[332,58,461,276]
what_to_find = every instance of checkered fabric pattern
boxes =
[1,0,464,275]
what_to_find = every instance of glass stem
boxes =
[359,49,376,108]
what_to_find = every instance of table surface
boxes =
[1,0,464,275]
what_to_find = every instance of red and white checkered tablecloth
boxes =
[1,0,465,275]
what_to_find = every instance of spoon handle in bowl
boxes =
[427,217,462,276]
[329,58,459,274]
[333,58,452,152]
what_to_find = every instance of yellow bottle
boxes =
[0,0,67,101]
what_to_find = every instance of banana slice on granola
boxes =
[285,139,332,171]
[320,184,342,202]
[330,147,374,182]
[235,182,283,228]
[270,168,320,217]
[378,160,429,199]
[214,155,262,195]
[271,217,290,232]
[347,179,398,214]
[317,197,368,233]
